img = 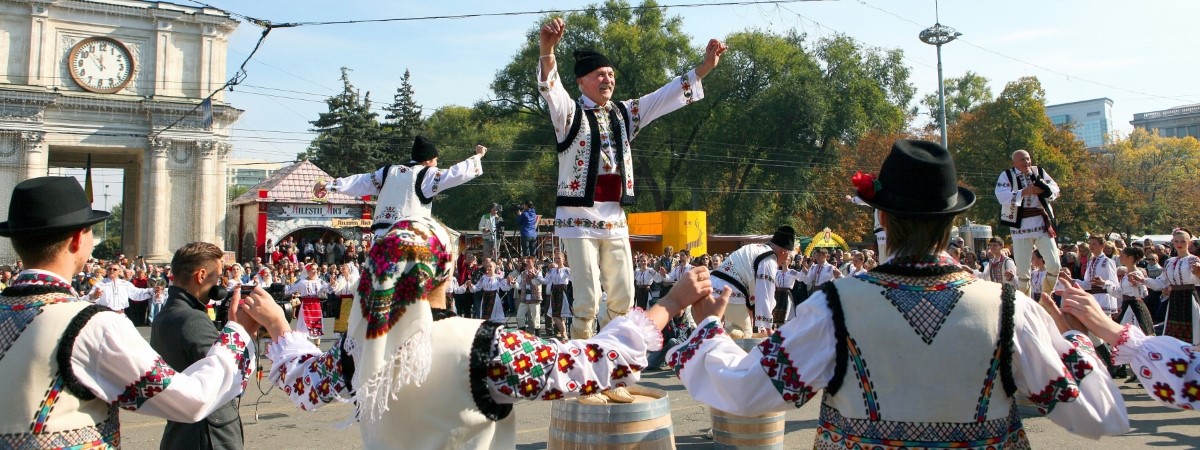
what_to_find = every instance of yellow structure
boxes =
[628,211,707,256]
[803,227,850,256]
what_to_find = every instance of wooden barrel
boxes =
[711,407,786,449]
[548,386,675,450]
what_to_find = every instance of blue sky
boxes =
[78,0,1200,209]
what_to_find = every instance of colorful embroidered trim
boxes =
[976,345,1003,423]
[30,375,65,434]
[218,326,252,390]
[669,320,722,377]
[855,272,975,292]
[815,403,1028,450]
[757,330,817,407]
[117,357,176,411]
[846,336,880,420]
[3,404,120,449]
[9,272,76,293]
[1026,369,1080,415]
[553,217,628,230]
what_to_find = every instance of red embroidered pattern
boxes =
[117,357,176,411]
[669,321,723,377]
[758,330,817,407]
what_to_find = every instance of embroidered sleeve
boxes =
[486,309,658,404]
[1012,298,1129,438]
[754,268,777,330]
[994,171,1016,205]
[327,167,386,197]
[628,69,704,132]
[535,61,576,142]
[267,331,353,411]
[667,293,837,417]
[1040,168,1061,201]
[1112,325,1200,411]
[69,312,257,423]
[419,154,484,199]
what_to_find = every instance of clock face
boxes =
[68,37,135,94]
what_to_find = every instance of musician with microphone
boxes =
[995,149,1062,297]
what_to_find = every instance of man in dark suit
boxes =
[151,242,246,450]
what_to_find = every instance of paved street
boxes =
[121,323,1199,449]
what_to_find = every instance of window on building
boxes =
[1162,127,1175,137]
[1086,111,1101,117]
[1189,125,1200,138]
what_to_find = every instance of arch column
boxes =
[21,131,46,180]
[144,138,171,262]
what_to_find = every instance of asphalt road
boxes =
[119,321,1199,449]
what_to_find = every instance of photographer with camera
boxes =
[151,242,286,450]
[515,200,538,257]
[478,204,502,260]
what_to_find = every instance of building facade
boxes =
[1045,98,1114,151]
[227,159,282,190]
[1130,104,1200,140]
[0,0,240,263]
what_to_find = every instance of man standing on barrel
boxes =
[535,17,726,340]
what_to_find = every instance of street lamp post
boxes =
[102,184,109,242]
[919,23,961,150]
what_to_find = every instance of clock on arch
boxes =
[67,37,135,94]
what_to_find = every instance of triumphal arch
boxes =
[0,0,241,262]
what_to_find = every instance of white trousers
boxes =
[724,302,752,336]
[562,237,634,338]
[517,302,541,330]
[1012,234,1061,294]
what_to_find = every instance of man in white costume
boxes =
[313,135,486,236]
[669,140,1128,448]
[995,149,1061,295]
[536,16,726,339]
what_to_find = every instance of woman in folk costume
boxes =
[1058,278,1199,411]
[1111,246,1155,338]
[285,263,332,343]
[544,253,573,340]
[668,140,1129,448]
[330,263,360,335]
[1131,228,1200,344]
[260,216,721,449]
[470,261,512,323]
[313,136,487,236]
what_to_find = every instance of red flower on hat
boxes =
[851,171,882,201]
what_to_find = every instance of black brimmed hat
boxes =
[770,226,796,250]
[852,140,975,217]
[0,176,110,237]
[411,135,439,163]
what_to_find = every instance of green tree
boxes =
[227,185,250,202]
[92,202,122,260]
[1104,129,1200,233]
[382,69,427,149]
[919,71,992,130]
[951,76,1095,239]
[301,67,386,177]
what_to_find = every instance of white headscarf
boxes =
[347,216,458,424]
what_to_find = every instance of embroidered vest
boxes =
[372,164,434,231]
[998,166,1055,229]
[554,101,636,207]
[364,316,515,450]
[816,272,1025,449]
[0,291,119,449]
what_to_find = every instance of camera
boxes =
[266,282,295,323]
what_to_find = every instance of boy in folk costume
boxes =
[535,17,726,340]
[313,136,487,235]
[0,177,287,447]
[261,217,726,448]
[709,226,796,338]
[996,149,1062,295]
[285,263,332,343]
[669,140,1128,448]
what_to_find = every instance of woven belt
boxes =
[1170,284,1195,290]
[1084,287,1107,294]
[1018,208,1044,218]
